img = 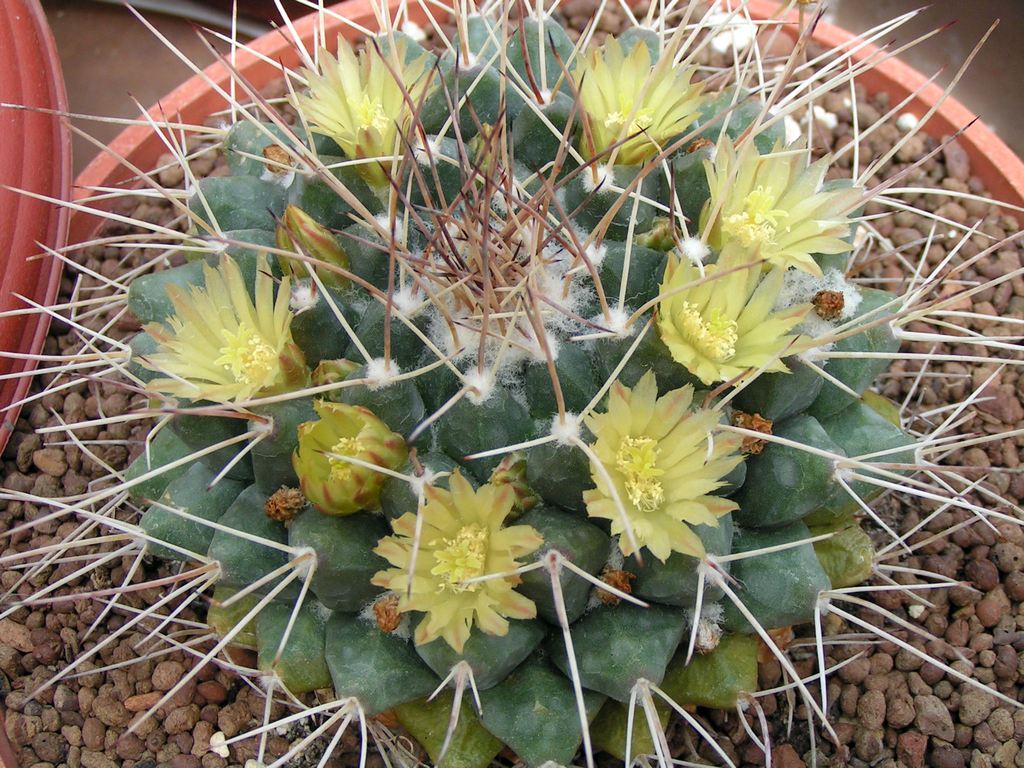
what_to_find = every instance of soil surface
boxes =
[3,8,1024,768]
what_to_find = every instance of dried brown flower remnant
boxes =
[265,487,306,521]
[688,137,714,153]
[373,593,401,633]
[813,289,845,321]
[731,411,773,455]
[758,626,796,662]
[596,569,636,605]
[262,143,292,173]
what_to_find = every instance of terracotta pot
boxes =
[746,0,1024,207]
[0,0,72,455]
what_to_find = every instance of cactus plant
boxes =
[10,1,1024,766]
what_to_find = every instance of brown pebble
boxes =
[929,743,965,768]
[195,680,227,705]
[0,619,34,653]
[965,558,999,592]
[31,448,67,478]
[80,718,105,751]
[89,696,129,728]
[897,731,927,768]
[914,694,955,740]
[152,660,186,692]
[976,587,1012,628]
[115,732,146,761]
[124,692,162,713]
[31,731,66,763]
[858,689,887,730]
[772,743,805,768]
[164,705,200,736]
[958,689,994,726]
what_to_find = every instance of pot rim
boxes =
[0,0,72,455]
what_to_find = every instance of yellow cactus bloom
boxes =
[292,401,407,516]
[583,372,743,562]
[144,256,305,403]
[372,472,543,652]
[658,244,810,385]
[295,37,434,184]
[701,139,862,275]
[573,37,703,165]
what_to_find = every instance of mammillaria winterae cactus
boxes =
[9,1,1024,766]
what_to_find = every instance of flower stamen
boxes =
[616,436,665,513]
[722,186,789,250]
[215,326,278,387]
[430,524,488,593]
[675,302,738,362]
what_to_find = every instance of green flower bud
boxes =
[276,204,350,289]
[293,401,407,515]
[311,358,361,389]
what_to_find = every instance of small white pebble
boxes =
[401,19,426,41]
[908,604,925,620]
[210,732,230,758]
[896,112,920,131]
[812,105,838,131]
[784,115,803,145]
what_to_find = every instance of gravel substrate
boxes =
[3,9,1024,768]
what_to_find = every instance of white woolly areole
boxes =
[261,168,295,189]
[365,358,401,389]
[681,237,710,266]
[373,213,402,243]
[688,602,724,653]
[289,279,318,314]
[391,286,423,316]
[601,306,635,337]
[549,413,581,445]
[584,239,608,268]
[775,267,863,349]
[292,547,318,580]
[412,135,441,164]
[465,369,496,404]
[582,164,614,193]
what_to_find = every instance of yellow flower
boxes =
[295,37,434,184]
[144,256,305,402]
[292,401,407,516]
[701,139,862,275]
[583,372,743,563]
[657,244,810,385]
[372,472,543,652]
[573,37,703,165]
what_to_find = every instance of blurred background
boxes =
[41,0,1023,172]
